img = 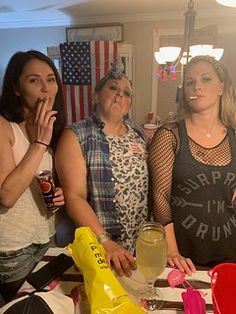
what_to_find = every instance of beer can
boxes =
[36,170,58,211]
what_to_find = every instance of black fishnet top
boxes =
[148,122,231,226]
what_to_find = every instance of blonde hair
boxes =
[178,56,236,129]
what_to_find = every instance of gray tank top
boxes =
[171,120,236,265]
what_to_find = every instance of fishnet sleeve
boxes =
[148,125,178,226]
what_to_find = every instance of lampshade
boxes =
[190,44,213,57]
[211,48,224,60]
[154,47,181,64]
[216,0,236,7]
[180,46,224,65]
[154,52,167,65]
[158,44,224,66]
[159,47,181,62]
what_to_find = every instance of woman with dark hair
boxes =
[0,50,65,150]
[0,50,65,302]
[149,55,236,275]
[55,66,149,278]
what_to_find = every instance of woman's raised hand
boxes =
[34,96,57,145]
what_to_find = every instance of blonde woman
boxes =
[149,56,236,275]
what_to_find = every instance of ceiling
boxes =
[0,0,235,29]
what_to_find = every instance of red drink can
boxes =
[36,170,58,211]
[147,111,156,124]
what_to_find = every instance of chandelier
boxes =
[155,0,224,80]
[216,0,236,7]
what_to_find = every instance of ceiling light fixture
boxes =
[155,0,224,80]
[216,0,236,7]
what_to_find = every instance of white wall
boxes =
[0,26,66,92]
[0,22,236,125]
[123,21,156,124]
[0,23,155,125]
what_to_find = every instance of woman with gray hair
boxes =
[149,56,236,275]
[55,66,149,277]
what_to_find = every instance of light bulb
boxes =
[216,0,236,7]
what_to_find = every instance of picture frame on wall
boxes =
[66,24,123,42]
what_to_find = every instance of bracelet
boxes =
[97,232,110,244]
[34,140,49,148]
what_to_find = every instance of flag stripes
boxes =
[61,41,118,125]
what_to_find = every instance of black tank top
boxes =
[171,120,236,265]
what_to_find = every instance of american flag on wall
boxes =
[60,40,118,125]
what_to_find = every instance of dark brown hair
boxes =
[0,50,65,151]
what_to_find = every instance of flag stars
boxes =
[60,41,92,85]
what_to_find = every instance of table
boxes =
[119,267,213,313]
[20,247,214,313]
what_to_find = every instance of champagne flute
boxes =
[136,222,167,311]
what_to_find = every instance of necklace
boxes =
[192,125,215,138]
[189,121,226,139]
[199,128,226,138]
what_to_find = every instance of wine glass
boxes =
[136,222,167,311]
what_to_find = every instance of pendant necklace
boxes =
[192,124,226,139]
[201,126,227,138]
[195,126,215,138]
[189,120,225,139]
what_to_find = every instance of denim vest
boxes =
[69,114,146,238]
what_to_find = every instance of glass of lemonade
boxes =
[136,222,167,311]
